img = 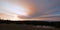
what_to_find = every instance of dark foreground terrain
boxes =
[0,20,60,30]
[0,24,60,30]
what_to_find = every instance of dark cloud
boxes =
[23,0,60,18]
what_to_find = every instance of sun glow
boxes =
[0,0,35,21]
[1,2,30,20]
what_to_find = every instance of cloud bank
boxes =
[0,0,60,21]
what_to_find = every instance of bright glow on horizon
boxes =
[0,1,31,20]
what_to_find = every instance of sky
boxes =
[0,0,60,21]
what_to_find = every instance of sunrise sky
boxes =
[0,0,60,21]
